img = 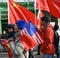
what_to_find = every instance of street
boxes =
[0,37,60,58]
[0,51,57,58]
[0,52,8,58]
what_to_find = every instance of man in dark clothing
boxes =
[54,24,59,58]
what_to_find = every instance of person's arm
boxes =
[45,27,54,44]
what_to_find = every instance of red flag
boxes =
[8,0,39,51]
[8,0,36,24]
[1,39,13,58]
[4,41,13,58]
[36,0,60,18]
[20,34,36,51]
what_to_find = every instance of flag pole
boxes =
[34,0,36,26]
[27,0,30,10]
[7,0,10,24]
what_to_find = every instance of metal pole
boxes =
[34,0,36,25]
[7,0,10,24]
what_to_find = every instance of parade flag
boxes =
[16,20,43,51]
[25,22,43,44]
[20,22,43,51]
[36,0,60,18]
[16,20,36,51]
[8,0,36,24]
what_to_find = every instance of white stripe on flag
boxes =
[33,34,41,44]
[21,28,27,35]
[32,35,38,45]
[36,32,44,43]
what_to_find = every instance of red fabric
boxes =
[8,0,36,24]
[20,34,36,51]
[5,42,13,58]
[3,39,13,58]
[40,24,55,54]
[36,0,60,18]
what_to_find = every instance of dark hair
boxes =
[41,17,49,23]
[7,24,14,30]
[54,24,59,31]
[41,10,50,16]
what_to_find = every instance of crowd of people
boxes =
[0,13,60,58]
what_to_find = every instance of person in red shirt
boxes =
[40,17,55,58]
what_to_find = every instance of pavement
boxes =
[0,52,58,58]
[0,52,8,58]
[0,45,58,58]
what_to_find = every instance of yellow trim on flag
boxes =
[12,2,18,8]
